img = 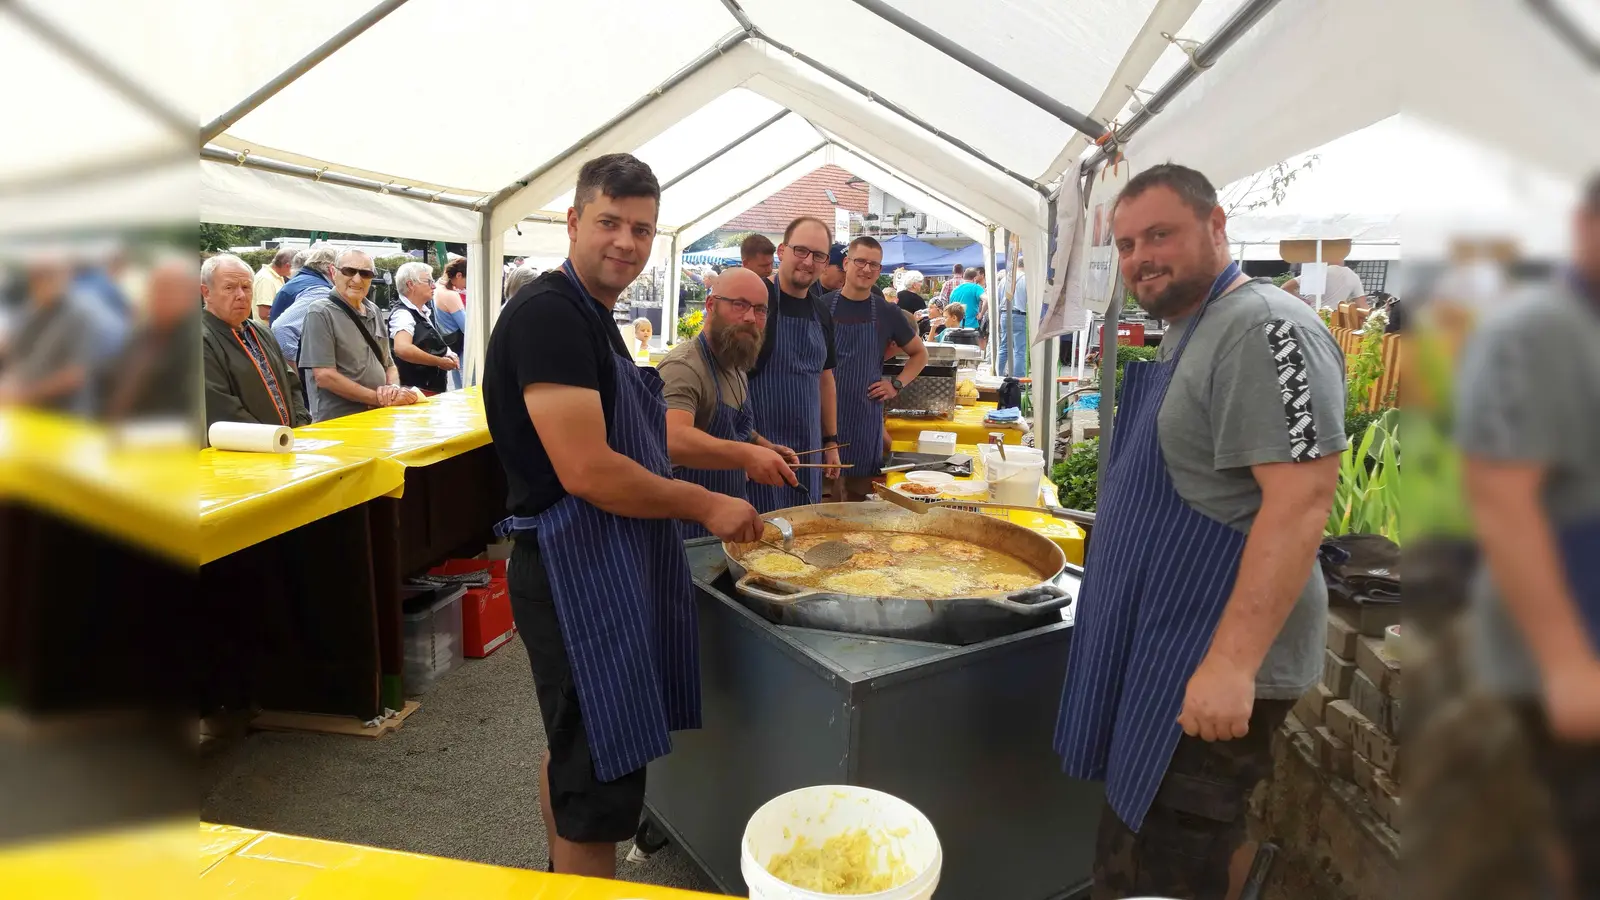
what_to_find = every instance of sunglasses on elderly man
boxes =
[337,266,376,280]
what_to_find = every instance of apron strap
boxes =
[696,333,725,408]
[1167,262,1243,364]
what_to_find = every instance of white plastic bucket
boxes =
[987,455,1045,507]
[742,785,942,900]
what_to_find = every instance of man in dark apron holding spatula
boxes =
[483,153,764,878]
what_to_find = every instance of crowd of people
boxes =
[0,247,193,422]
[201,243,476,435]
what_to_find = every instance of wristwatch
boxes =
[889,376,905,392]
[821,434,839,446]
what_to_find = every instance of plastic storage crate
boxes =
[403,585,465,696]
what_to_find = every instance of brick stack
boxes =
[1293,604,1403,831]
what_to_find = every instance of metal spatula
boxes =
[802,540,859,568]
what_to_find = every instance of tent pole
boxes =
[467,211,504,389]
[983,227,998,375]
[752,29,1049,197]
[199,146,486,211]
[675,143,828,237]
[484,29,748,214]
[660,111,790,192]
[1315,238,1324,310]
[1079,0,1284,174]
[199,0,413,145]
[666,235,682,348]
[846,0,1104,141]
[1095,273,1124,494]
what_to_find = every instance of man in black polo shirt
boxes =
[483,153,764,878]
[745,216,842,512]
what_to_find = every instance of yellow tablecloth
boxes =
[1,821,723,899]
[884,441,1084,565]
[293,387,491,468]
[885,401,1025,447]
[0,410,195,564]
[199,389,492,564]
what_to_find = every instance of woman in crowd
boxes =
[433,257,468,389]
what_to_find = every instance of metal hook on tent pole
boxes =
[1124,86,1157,116]
[429,191,444,204]
[232,149,252,166]
[313,166,329,181]
[1161,32,1211,72]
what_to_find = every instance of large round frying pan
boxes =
[722,501,1073,645]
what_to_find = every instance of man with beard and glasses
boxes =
[661,267,800,538]
[745,216,843,513]
[484,153,763,879]
[1052,164,1346,900]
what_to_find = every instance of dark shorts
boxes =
[507,538,646,844]
[1091,698,1295,900]
[1516,703,1600,895]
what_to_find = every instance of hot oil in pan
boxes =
[741,531,1043,598]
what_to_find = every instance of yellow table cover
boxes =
[886,401,1025,447]
[0,821,723,899]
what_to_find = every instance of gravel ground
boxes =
[201,634,719,893]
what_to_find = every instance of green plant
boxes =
[1345,315,1388,418]
[1112,344,1158,392]
[876,274,895,291]
[677,308,704,341]
[1327,417,1400,543]
[1050,438,1100,512]
[719,231,760,249]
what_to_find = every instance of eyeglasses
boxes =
[847,258,882,271]
[711,295,769,318]
[337,266,375,280]
[785,245,829,263]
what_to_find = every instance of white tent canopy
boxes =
[175,0,1249,406]
[1222,115,1579,259]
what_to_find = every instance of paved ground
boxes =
[200,634,718,894]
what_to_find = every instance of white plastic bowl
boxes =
[742,785,942,900]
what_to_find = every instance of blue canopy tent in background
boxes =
[874,234,947,270]
[916,242,1007,277]
[681,246,742,265]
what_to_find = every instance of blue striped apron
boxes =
[675,333,755,539]
[1054,263,1250,832]
[494,260,700,782]
[747,304,826,512]
[829,292,886,477]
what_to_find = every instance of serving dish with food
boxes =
[723,501,1071,644]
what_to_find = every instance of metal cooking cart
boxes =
[641,539,1103,899]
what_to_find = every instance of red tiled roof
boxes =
[718,165,868,236]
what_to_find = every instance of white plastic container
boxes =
[916,430,957,456]
[987,454,1045,507]
[403,585,465,696]
[743,785,942,900]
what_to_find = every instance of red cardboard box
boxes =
[432,557,508,581]
[462,578,515,658]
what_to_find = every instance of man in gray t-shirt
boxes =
[1057,163,1345,900]
[296,249,415,422]
[1456,175,1600,896]
[1158,278,1348,698]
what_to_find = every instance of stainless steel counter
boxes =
[642,538,1102,899]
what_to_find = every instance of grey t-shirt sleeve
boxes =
[1210,318,1348,468]
[296,305,338,370]
[658,355,709,427]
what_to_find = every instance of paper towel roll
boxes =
[208,421,293,453]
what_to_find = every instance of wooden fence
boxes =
[1329,324,1402,411]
